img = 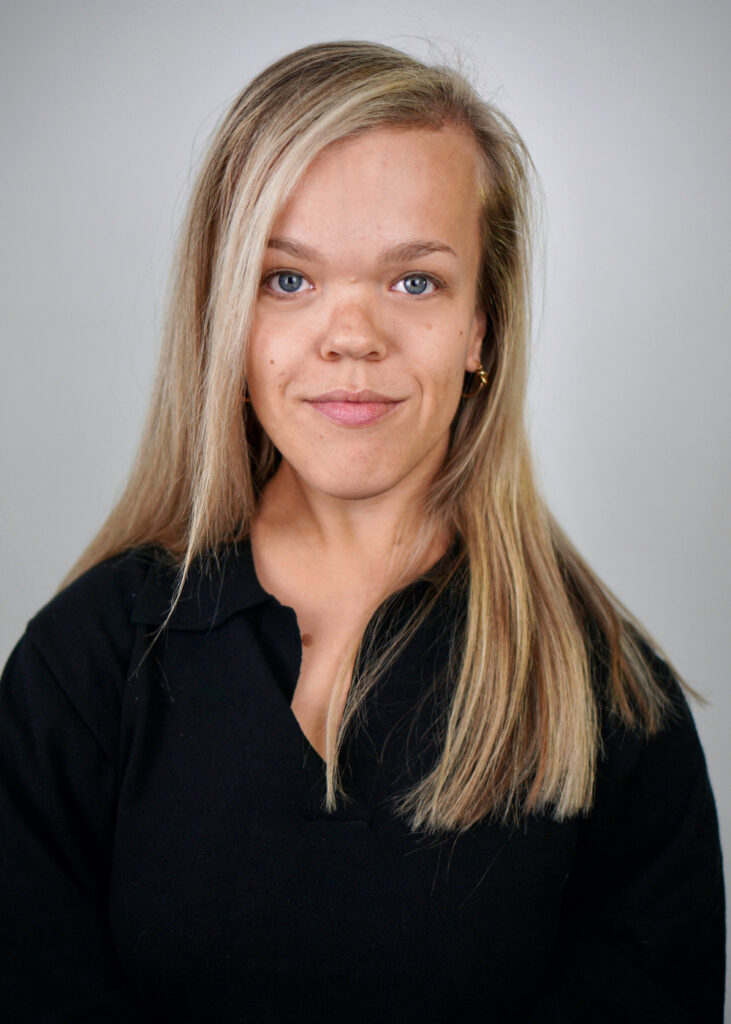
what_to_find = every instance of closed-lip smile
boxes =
[307,389,399,403]
[305,389,403,426]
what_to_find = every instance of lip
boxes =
[304,389,403,427]
[307,389,398,403]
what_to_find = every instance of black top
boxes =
[0,543,725,1023]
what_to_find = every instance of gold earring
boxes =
[462,363,488,399]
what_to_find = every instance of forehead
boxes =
[270,127,484,261]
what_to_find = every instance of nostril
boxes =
[321,331,386,360]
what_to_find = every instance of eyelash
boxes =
[261,270,444,298]
[262,270,313,297]
[391,274,442,296]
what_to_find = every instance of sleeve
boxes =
[0,634,145,1022]
[523,660,725,1023]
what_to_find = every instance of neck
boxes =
[251,460,449,598]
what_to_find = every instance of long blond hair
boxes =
[65,41,679,832]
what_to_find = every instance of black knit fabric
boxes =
[0,544,725,1022]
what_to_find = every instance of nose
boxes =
[319,296,387,361]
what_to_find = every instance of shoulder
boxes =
[567,637,725,1013]
[591,632,703,781]
[583,615,695,759]
[589,630,708,803]
[27,547,158,629]
[1,550,164,767]
[1,550,166,752]
[586,637,721,902]
[24,548,160,674]
[14,539,268,695]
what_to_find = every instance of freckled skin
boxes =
[247,127,487,505]
[243,156,488,755]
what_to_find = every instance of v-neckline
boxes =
[247,535,462,822]
[254,595,373,820]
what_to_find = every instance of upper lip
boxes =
[306,389,401,403]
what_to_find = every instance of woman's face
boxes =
[247,126,487,505]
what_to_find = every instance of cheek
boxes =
[413,364,467,441]
[420,337,471,394]
[247,332,290,402]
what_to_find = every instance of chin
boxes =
[311,480,397,502]
[299,466,407,503]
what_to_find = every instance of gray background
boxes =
[1,0,729,1009]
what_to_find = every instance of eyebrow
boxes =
[267,237,458,263]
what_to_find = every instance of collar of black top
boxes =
[130,540,274,631]
[130,536,462,632]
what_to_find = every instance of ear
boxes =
[465,307,487,373]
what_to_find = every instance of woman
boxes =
[0,40,724,1022]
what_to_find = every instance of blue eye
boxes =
[264,270,312,295]
[397,275,435,295]
[272,272,305,293]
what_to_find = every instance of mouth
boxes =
[304,389,403,427]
